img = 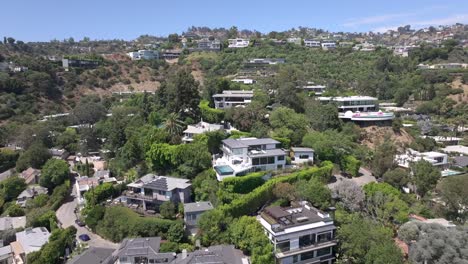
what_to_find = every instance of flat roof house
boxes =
[304,40,321,48]
[127,50,159,60]
[395,149,448,169]
[213,137,286,181]
[123,174,191,211]
[321,42,336,50]
[15,227,50,257]
[297,82,326,95]
[212,90,254,110]
[183,201,214,235]
[182,121,224,143]
[228,38,250,48]
[0,245,14,264]
[105,237,176,264]
[291,147,314,165]
[0,216,26,231]
[257,202,337,264]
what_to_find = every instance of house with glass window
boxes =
[213,137,286,181]
[122,174,191,211]
[257,202,337,264]
[212,90,254,109]
[291,147,314,165]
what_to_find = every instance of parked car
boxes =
[75,219,86,227]
[79,234,91,241]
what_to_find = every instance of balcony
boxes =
[123,190,155,202]
[275,240,337,258]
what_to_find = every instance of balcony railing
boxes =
[123,191,155,202]
[275,239,337,257]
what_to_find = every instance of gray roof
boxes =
[0,245,12,257]
[131,174,191,192]
[174,245,246,264]
[223,138,280,149]
[0,169,14,182]
[94,170,110,178]
[15,227,50,254]
[0,216,27,231]
[184,202,214,213]
[249,148,286,158]
[17,186,48,199]
[68,247,114,264]
[291,147,314,152]
[453,156,468,167]
[106,237,176,263]
[212,90,254,98]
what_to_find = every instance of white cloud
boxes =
[343,13,412,28]
[371,14,468,32]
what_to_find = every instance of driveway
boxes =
[56,183,118,249]
[328,167,377,189]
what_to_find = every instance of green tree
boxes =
[371,137,396,178]
[341,155,361,177]
[269,107,308,145]
[0,148,19,171]
[5,203,25,216]
[198,210,232,246]
[71,100,106,124]
[159,201,176,219]
[411,160,440,197]
[382,168,409,189]
[305,101,342,131]
[16,143,51,172]
[437,175,468,224]
[84,183,116,206]
[161,69,201,119]
[40,159,69,190]
[294,177,331,209]
[363,182,409,224]
[166,221,184,243]
[164,113,185,144]
[0,176,27,201]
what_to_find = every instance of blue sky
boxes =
[3,0,468,41]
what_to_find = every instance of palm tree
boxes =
[164,113,185,144]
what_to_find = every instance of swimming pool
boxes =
[441,169,462,177]
[214,165,235,176]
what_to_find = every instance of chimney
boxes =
[182,249,187,259]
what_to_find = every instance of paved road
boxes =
[56,185,118,249]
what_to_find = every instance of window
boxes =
[277,155,285,161]
[317,232,333,243]
[299,234,315,247]
[260,157,268,164]
[268,156,275,164]
[300,251,315,261]
[158,190,165,195]
[299,154,309,159]
[134,256,148,263]
[292,255,299,263]
[252,158,259,165]
[277,241,290,252]
[316,247,331,257]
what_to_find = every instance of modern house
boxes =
[228,38,250,48]
[212,90,254,109]
[62,58,99,71]
[174,245,248,264]
[318,96,394,124]
[257,202,337,264]
[395,149,448,169]
[197,38,221,51]
[213,137,286,181]
[49,148,69,160]
[297,82,326,95]
[182,121,225,143]
[123,174,191,211]
[127,50,159,60]
[20,168,41,185]
[304,40,321,48]
[246,58,285,65]
[75,176,100,206]
[13,227,50,261]
[183,201,214,235]
[291,147,314,165]
[231,78,256,85]
[161,50,182,60]
[16,186,48,207]
[321,42,336,50]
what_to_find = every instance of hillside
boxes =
[360,126,414,150]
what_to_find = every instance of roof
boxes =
[291,147,314,153]
[222,137,280,149]
[0,245,12,257]
[9,242,23,257]
[0,169,14,182]
[0,216,27,231]
[183,122,224,135]
[20,168,41,184]
[442,145,468,155]
[249,148,286,158]
[94,170,110,178]
[15,227,50,254]
[128,175,191,191]
[318,95,378,101]
[174,245,246,264]
[108,237,175,262]
[212,90,254,98]
[17,186,48,199]
[453,156,468,167]
[184,201,214,213]
[68,247,115,264]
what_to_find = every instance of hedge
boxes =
[199,100,225,123]
[219,164,333,218]
[219,172,266,194]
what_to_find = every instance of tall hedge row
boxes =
[219,172,266,194]
[219,164,333,218]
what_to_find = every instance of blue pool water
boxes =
[214,165,235,176]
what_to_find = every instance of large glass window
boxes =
[316,247,332,257]
[278,155,285,161]
[277,241,290,252]
[317,232,333,243]
[299,154,309,159]
[300,251,315,261]
[268,156,275,164]
[299,234,315,247]
[252,158,259,165]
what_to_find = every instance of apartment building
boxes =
[257,202,337,264]
[213,137,286,181]
[123,174,191,211]
[228,38,250,48]
[212,90,254,109]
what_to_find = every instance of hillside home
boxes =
[0,245,14,264]
[395,149,448,169]
[183,201,214,235]
[228,38,250,48]
[13,227,50,262]
[20,168,41,185]
[16,186,48,207]
[321,42,336,50]
[0,216,26,231]
[104,237,176,264]
[197,38,221,51]
[257,202,337,264]
[123,174,191,211]
[297,82,326,95]
[62,58,99,71]
[304,40,321,48]
[291,147,315,165]
[231,78,256,85]
[212,90,254,109]
[213,137,286,181]
[161,50,182,60]
[127,50,159,60]
[182,121,224,143]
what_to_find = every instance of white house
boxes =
[127,50,159,60]
[304,40,321,48]
[395,149,448,169]
[231,78,256,85]
[257,202,337,264]
[213,137,286,181]
[182,121,225,143]
[212,90,254,109]
[321,42,336,50]
[228,38,250,48]
[298,82,326,95]
[291,147,314,165]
